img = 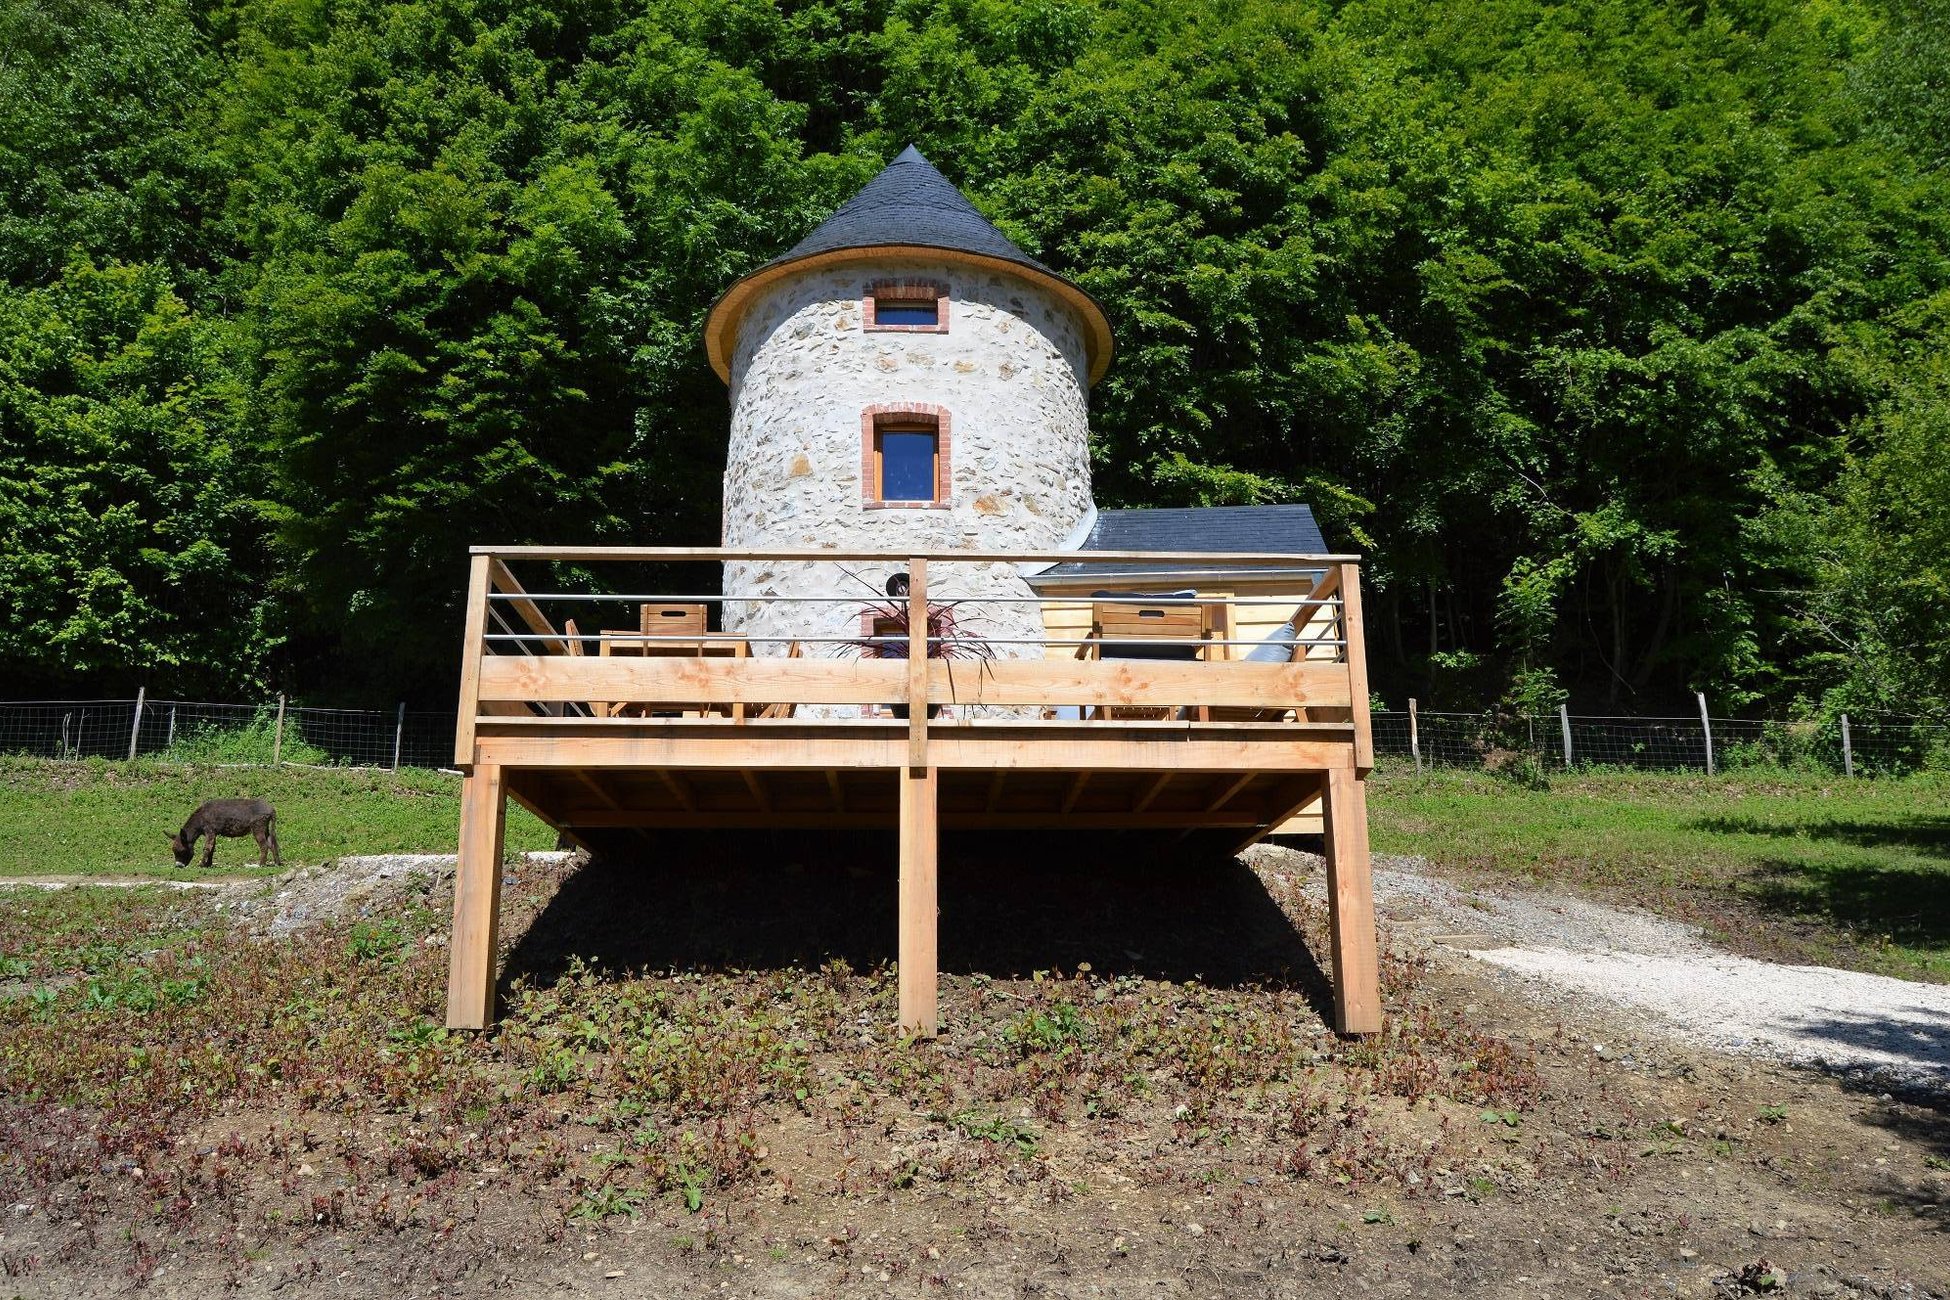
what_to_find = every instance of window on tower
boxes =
[861,406,951,508]
[864,281,950,332]
[877,427,937,500]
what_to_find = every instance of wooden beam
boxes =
[487,558,571,656]
[928,658,1353,710]
[825,769,846,812]
[984,768,1006,813]
[1060,769,1091,813]
[1132,771,1173,813]
[476,655,1353,712]
[572,770,620,808]
[1208,771,1257,811]
[1338,563,1374,771]
[446,763,506,1029]
[478,654,906,707]
[899,766,938,1036]
[741,768,772,812]
[657,769,697,811]
[471,730,1359,774]
[1228,774,1325,855]
[506,780,593,854]
[1321,765,1381,1036]
[472,545,1362,566]
[453,554,493,768]
[549,807,1265,831]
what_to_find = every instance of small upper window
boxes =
[864,280,949,333]
[875,299,939,327]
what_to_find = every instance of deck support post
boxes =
[1321,764,1381,1035]
[898,764,939,1036]
[446,762,507,1030]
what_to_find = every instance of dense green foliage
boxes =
[0,0,1944,713]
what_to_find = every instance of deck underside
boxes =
[478,718,1339,846]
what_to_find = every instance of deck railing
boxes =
[455,547,1372,768]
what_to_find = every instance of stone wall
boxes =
[719,257,1096,678]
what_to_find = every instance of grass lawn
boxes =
[1369,763,1950,981]
[0,756,554,878]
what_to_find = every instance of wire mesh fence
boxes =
[1374,707,1950,776]
[0,695,1943,775]
[0,698,459,770]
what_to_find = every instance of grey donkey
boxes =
[170,798,281,868]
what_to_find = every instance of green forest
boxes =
[1,0,1945,718]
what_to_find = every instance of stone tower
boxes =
[702,146,1112,658]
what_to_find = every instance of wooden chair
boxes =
[639,603,709,638]
[1074,597,1213,720]
[600,603,736,717]
[754,641,801,720]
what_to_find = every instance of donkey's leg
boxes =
[267,816,282,867]
[254,824,269,867]
[200,831,216,870]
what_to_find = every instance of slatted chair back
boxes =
[1086,600,1209,660]
[562,617,585,656]
[639,603,709,637]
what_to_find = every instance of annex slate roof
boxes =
[1032,505,1333,582]
[703,146,1112,385]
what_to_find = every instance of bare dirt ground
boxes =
[2,841,1945,1298]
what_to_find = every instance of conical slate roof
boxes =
[704,146,1111,385]
[775,145,1063,278]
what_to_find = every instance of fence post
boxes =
[1559,703,1573,769]
[1841,712,1854,778]
[167,705,176,749]
[272,693,287,766]
[393,702,406,771]
[1696,691,1714,775]
[61,712,72,760]
[1408,698,1422,773]
[127,687,145,762]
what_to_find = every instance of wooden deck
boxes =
[444,547,1381,1037]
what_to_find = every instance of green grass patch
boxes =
[0,755,553,878]
[1369,764,1950,981]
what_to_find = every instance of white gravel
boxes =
[1250,846,1950,1094]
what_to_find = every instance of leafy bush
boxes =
[159,714,329,766]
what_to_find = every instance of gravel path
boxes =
[1250,846,1950,1094]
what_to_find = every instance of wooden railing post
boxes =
[906,558,928,771]
[454,554,493,769]
[1339,563,1373,772]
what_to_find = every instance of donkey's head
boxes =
[168,833,192,866]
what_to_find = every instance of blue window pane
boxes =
[876,300,938,326]
[879,430,937,501]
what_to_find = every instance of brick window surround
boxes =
[860,403,951,510]
[863,280,950,333]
